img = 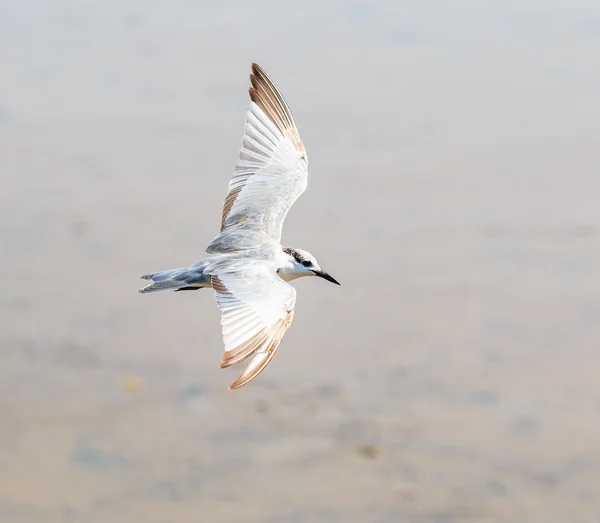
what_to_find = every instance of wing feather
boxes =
[211,264,296,390]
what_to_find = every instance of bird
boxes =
[139,63,340,390]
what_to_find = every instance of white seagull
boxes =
[139,63,339,390]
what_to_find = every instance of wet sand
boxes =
[1,1,600,521]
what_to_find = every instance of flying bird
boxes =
[139,63,339,390]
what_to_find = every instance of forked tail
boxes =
[138,265,209,293]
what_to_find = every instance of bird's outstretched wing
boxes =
[211,261,296,389]
[206,63,308,254]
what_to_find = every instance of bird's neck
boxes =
[276,253,304,282]
[277,265,305,282]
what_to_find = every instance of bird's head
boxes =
[280,247,340,285]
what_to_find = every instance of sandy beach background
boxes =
[1,1,600,521]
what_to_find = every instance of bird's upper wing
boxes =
[210,261,296,389]
[206,63,308,254]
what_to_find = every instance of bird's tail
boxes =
[138,265,209,294]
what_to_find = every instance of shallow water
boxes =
[1,1,600,521]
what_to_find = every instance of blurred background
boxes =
[1,1,600,522]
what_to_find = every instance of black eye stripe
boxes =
[283,248,312,266]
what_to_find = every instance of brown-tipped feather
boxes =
[220,185,242,230]
[226,312,293,389]
[220,327,270,368]
[211,276,227,294]
[228,316,291,390]
[249,63,306,156]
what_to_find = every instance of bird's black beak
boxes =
[312,270,340,285]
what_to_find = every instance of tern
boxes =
[139,63,340,390]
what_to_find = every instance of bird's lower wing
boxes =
[210,262,296,390]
